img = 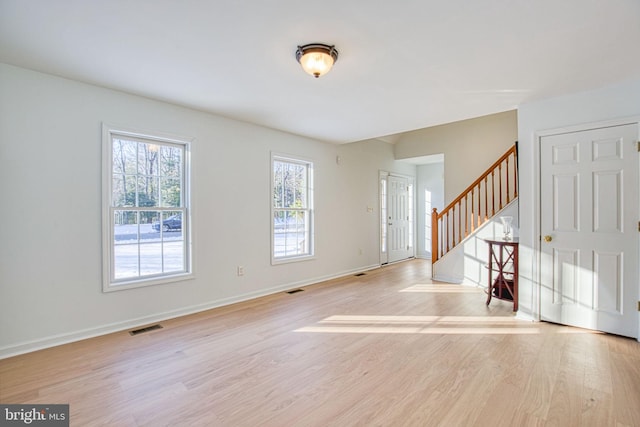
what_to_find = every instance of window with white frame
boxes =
[102,124,191,291]
[271,154,314,263]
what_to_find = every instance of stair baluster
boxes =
[431,145,518,263]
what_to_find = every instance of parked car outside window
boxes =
[152,215,182,232]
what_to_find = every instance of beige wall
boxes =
[393,110,517,204]
[0,63,413,357]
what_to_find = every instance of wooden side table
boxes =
[484,238,518,311]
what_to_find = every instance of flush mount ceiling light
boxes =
[295,43,339,78]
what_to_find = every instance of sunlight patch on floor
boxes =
[399,284,481,293]
[294,326,539,334]
[319,315,519,324]
[294,314,538,335]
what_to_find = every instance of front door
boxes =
[388,175,412,263]
[540,123,638,337]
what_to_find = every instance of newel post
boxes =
[431,208,439,262]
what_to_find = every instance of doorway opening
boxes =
[379,172,414,264]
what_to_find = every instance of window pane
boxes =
[137,175,159,207]
[160,177,181,207]
[163,239,184,273]
[112,138,137,175]
[160,145,182,178]
[273,210,285,257]
[294,210,309,255]
[273,161,284,208]
[274,210,285,228]
[139,242,162,276]
[114,210,139,279]
[160,211,183,235]
[162,211,184,273]
[141,211,160,244]
[288,163,298,208]
[114,243,139,280]
[291,163,305,208]
[138,143,160,176]
[112,174,137,207]
[114,210,138,230]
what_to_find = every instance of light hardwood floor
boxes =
[1,259,640,426]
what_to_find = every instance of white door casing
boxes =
[539,123,638,337]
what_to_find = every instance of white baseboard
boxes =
[514,311,537,322]
[431,273,464,284]
[0,264,380,359]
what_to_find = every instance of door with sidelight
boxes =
[387,175,412,263]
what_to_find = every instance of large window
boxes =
[102,124,191,291]
[271,154,314,263]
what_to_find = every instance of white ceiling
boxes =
[1,0,639,144]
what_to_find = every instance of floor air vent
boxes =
[354,272,366,277]
[129,324,163,336]
[286,289,304,294]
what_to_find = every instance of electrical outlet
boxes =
[237,266,244,276]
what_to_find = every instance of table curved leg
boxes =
[486,283,492,306]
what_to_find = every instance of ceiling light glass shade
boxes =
[296,44,339,78]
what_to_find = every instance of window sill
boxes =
[103,272,194,292]
[271,255,316,266]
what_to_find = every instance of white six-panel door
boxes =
[387,175,412,263]
[540,123,638,337]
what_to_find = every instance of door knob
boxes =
[543,235,552,242]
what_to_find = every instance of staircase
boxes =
[431,145,518,266]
